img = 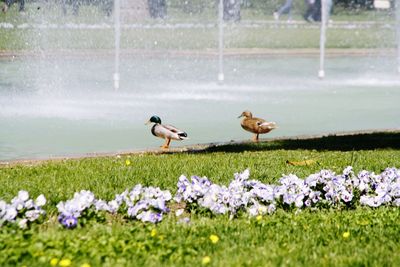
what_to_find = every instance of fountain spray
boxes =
[218,0,224,82]
[396,0,400,73]
[319,0,328,79]
[113,0,121,90]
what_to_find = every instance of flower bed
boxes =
[0,191,46,229]
[1,166,399,229]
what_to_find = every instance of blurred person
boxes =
[304,0,319,22]
[223,0,241,22]
[61,0,113,16]
[304,0,332,22]
[148,0,167,19]
[273,0,294,22]
[2,0,25,13]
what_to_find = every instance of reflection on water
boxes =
[1,55,400,160]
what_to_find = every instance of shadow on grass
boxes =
[201,132,400,153]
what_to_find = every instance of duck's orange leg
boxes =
[161,138,171,149]
[252,134,259,142]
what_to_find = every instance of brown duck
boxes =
[238,110,277,142]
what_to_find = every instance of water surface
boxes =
[1,55,399,160]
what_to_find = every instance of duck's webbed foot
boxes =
[161,139,171,149]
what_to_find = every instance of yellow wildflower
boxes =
[50,258,59,266]
[256,215,263,221]
[202,256,211,265]
[59,259,72,267]
[81,263,91,267]
[342,231,350,239]
[125,159,131,166]
[151,228,157,237]
[209,234,219,244]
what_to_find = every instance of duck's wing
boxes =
[253,117,266,125]
[152,124,168,138]
[257,119,277,131]
[163,124,188,140]
[241,117,277,133]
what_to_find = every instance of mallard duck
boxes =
[238,110,277,142]
[145,115,188,149]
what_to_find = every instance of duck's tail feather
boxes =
[178,132,189,140]
[260,121,278,130]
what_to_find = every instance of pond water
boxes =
[1,54,399,160]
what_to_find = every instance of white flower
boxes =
[35,194,47,207]
[247,200,265,216]
[343,166,353,176]
[360,196,382,207]
[18,190,29,202]
[267,203,276,214]
[161,190,172,201]
[18,218,28,229]
[136,210,162,223]
[4,207,18,221]
[212,203,228,214]
[248,205,258,217]
[56,202,67,214]
[128,201,149,217]
[11,197,25,211]
[25,199,34,209]
[295,195,304,208]
[94,200,109,211]
[257,205,267,214]
[107,200,119,213]
[175,209,184,217]
[234,169,250,181]
[341,190,353,202]
[26,210,42,221]
[0,200,6,218]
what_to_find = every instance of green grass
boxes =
[0,26,395,50]
[0,3,397,51]
[1,132,400,266]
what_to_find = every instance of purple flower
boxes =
[309,191,321,203]
[342,166,353,177]
[59,215,78,229]
[127,200,149,218]
[137,211,163,223]
[360,196,382,207]
[267,203,276,214]
[341,190,353,202]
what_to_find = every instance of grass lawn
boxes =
[0,23,395,51]
[1,132,399,266]
[0,4,397,51]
